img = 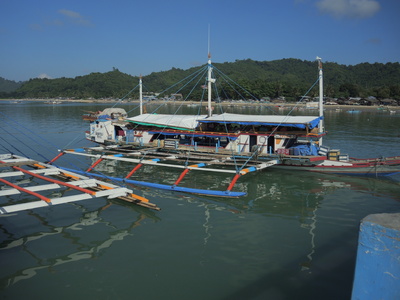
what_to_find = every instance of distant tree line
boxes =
[1,59,399,101]
[0,77,23,93]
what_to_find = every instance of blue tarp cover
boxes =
[291,144,319,156]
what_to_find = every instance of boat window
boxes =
[282,138,296,148]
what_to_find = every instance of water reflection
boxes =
[82,155,400,215]
[1,102,400,299]
[131,166,399,275]
[0,201,160,288]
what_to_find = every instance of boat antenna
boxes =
[208,24,211,58]
[316,56,324,145]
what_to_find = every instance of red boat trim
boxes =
[2,164,97,196]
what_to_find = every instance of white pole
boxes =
[207,53,213,117]
[139,75,143,115]
[317,57,324,145]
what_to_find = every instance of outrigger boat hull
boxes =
[271,159,400,176]
[238,154,400,176]
[81,56,399,195]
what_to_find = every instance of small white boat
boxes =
[44,100,62,104]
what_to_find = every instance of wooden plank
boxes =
[0,194,93,214]
[0,171,25,178]
[0,183,60,196]
[63,179,98,188]
[0,160,39,168]
[0,168,60,178]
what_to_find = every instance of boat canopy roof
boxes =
[126,113,322,130]
[199,113,322,129]
[126,114,207,130]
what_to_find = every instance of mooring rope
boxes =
[111,83,140,108]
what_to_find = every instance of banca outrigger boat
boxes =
[74,56,400,197]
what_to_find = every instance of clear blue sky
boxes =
[1,0,399,81]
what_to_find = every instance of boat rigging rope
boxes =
[0,111,129,189]
[125,67,209,145]
[0,111,55,162]
[126,65,208,116]
[208,68,240,172]
[285,76,321,116]
[121,66,209,137]
[164,67,208,116]
[111,83,140,108]
[212,65,278,115]
[232,75,323,172]
[0,135,26,157]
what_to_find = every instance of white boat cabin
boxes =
[86,111,324,156]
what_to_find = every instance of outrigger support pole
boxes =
[226,173,241,192]
[125,163,144,178]
[49,148,88,165]
[86,157,104,172]
[125,159,161,179]
[10,165,97,196]
[48,151,65,164]
[0,177,51,203]
[226,166,257,192]
[173,163,206,187]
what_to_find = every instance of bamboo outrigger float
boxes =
[0,153,160,214]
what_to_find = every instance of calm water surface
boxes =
[1,101,400,300]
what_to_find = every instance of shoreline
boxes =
[1,98,399,111]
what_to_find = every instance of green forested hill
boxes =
[0,77,23,93]
[12,69,135,99]
[2,59,400,100]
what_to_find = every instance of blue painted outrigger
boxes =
[60,167,247,197]
[51,148,271,198]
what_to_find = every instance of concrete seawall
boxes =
[352,213,400,299]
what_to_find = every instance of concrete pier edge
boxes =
[352,213,400,299]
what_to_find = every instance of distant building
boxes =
[380,99,398,106]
